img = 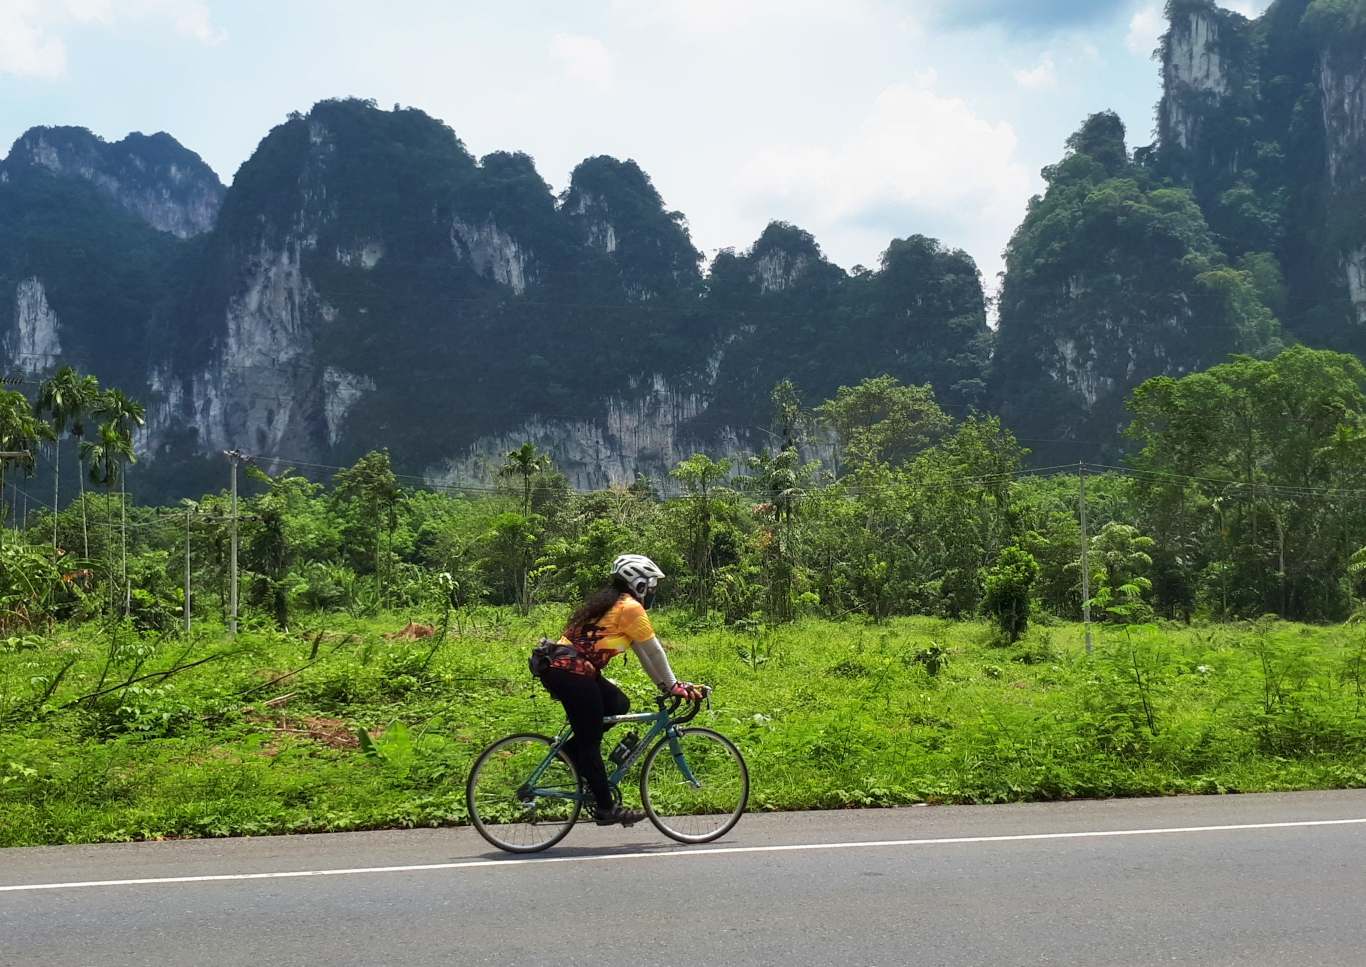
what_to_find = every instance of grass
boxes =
[3,608,1366,847]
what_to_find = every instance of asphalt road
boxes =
[2,790,1365,966]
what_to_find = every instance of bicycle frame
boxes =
[519,700,699,803]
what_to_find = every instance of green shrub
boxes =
[982,546,1040,644]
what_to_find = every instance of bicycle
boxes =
[466,690,749,853]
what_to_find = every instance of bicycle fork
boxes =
[665,728,702,789]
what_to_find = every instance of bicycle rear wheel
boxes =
[467,733,581,853]
[640,727,749,844]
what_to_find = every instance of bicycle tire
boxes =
[466,733,582,853]
[640,727,749,844]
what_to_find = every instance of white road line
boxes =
[3,817,1364,894]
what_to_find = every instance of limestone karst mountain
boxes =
[1,99,989,495]
[4,1,1365,495]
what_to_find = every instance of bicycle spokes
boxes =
[641,727,749,844]
[467,734,582,853]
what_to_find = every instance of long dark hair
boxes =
[564,575,632,636]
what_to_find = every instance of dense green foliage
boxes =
[1,257,1365,850]
[10,12,1366,853]
[5,347,1366,646]
[4,612,1366,847]
[983,546,1040,643]
[994,112,1283,460]
[1127,346,1366,620]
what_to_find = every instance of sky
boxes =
[0,0,1274,297]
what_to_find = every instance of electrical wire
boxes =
[1088,462,1366,499]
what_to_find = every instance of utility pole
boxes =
[184,504,192,635]
[224,449,245,636]
[1079,462,1093,654]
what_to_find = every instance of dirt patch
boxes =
[245,710,366,749]
[299,715,362,748]
[384,621,436,641]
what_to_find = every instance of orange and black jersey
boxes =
[553,595,656,676]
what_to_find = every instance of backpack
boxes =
[528,638,578,677]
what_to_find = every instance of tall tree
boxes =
[1128,347,1366,619]
[0,390,49,545]
[66,372,101,558]
[332,450,400,599]
[497,443,555,612]
[245,466,308,630]
[743,446,815,621]
[671,453,731,615]
[93,390,145,613]
[815,375,951,474]
[499,442,552,515]
[80,422,134,613]
[35,367,82,552]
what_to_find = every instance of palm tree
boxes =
[0,389,52,546]
[497,443,553,614]
[94,390,145,613]
[36,367,82,552]
[499,442,551,514]
[65,372,101,558]
[81,421,134,614]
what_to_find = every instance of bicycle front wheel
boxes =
[466,733,581,853]
[640,727,749,844]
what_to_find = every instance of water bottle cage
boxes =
[608,730,640,766]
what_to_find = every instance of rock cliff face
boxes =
[450,217,532,294]
[991,0,1366,459]
[149,240,325,458]
[1154,0,1366,348]
[13,10,1366,490]
[428,375,741,491]
[1160,4,1236,151]
[4,278,62,375]
[1319,32,1366,321]
[2,127,223,238]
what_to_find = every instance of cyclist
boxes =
[536,553,706,827]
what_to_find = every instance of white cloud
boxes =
[152,0,223,45]
[0,0,222,78]
[737,77,1032,288]
[1123,0,1271,60]
[0,0,69,77]
[1224,0,1273,17]
[624,0,873,33]
[1126,3,1163,57]
[1014,54,1057,90]
[550,33,613,90]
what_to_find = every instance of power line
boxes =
[1090,462,1366,498]
[253,448,1096,503]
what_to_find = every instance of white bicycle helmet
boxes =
[612,553,665,600]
